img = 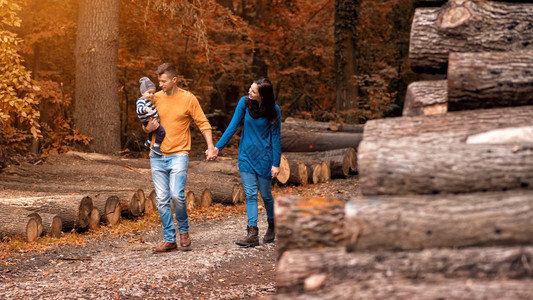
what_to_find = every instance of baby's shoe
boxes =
[151,145,162,156]
[144,140,151,148]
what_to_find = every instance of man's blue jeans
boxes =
[240,172,274,227]
[150,153,189,243]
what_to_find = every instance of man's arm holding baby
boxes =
[142,117,159,133]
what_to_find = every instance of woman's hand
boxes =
[271,166,280,178]
[205,147,219,161]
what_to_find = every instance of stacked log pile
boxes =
[0,153,156,240]
[275,0,533,298]
[279,117,360,186]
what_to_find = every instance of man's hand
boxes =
[205,147,218,161]
[271,166,280,178]
[144,118,159,133]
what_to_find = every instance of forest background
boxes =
[1,0,417,165]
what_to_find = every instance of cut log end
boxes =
[88,208,100,230]
[276,155,290,184]
[104,196,121,225]
[49,216,63,238]
[26,218,39,242]
[77,196,94,229]
[232,184,245,204]
[186,191,196,210]
[200,189,212,207]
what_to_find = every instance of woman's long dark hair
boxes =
[245,78,277,125]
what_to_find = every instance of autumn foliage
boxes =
[1,0,414,162]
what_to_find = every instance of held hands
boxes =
[145,107,154,115]
[271,166,280,178]
[205,147,219,161]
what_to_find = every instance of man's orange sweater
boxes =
[152,88,212,155]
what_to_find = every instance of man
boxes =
[144,63,217,252]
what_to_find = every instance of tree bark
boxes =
[74,0,121,153]
[409,1,533,73]
[0,209,39,242]
[91,193,121,225]
[188,159,240,177]
[145,189,157,215]
[281,130,362,153]
[273,278,533,300]
[286,148,357,172]
[362,105,533,145]
[277,246,533,292]
[358,141,533,195]
[447,51,533,111]
[0,195,93,230]
[282,154,324,184]
[286,158,308,186]
[117,190,144,218]
[403,80,447,116]
[88,208,100,230]
[283,117,364,133]
[344,190,533,251]
[335,0,360,111]
[275,196,346,258]
[38,212,62,238]
[205,181,245,205]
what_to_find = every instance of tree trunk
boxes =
[204,181,245,205]
[145,189,157,215]
[274,278,533,300]
[88,208,100,230]
[0,195,93,230]
[335,0,360,111]
[283,117,364,133]
[286,148,357,172]
[282,154,324,184]
[116,190,144,218]
[275,196,346,258]
[277,246,533,292]
[466,126,533,145]
[362,105,533,144]
[358,141,533,195]
[188,159,240,177]
[74,0,121,153]
[403,80,447,116]
[281,130,362,152]
[409,1,533,73]
[447,51,533,111]
[0,209,39,242]
[286,158,308,185]
[38,212,62,238]
[345,190,533,252]
[324,155,349,178]
[91,193,121,225]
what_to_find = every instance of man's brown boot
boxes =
[152,242,177,253]
[180,232,191,248]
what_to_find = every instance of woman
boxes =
[213,78,281,247]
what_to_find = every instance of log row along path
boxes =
[0,151,359,299]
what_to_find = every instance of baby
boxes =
[137,76,165,155]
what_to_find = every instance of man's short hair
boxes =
[156,63,178,79]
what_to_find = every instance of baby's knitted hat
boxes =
[139,77,156,94]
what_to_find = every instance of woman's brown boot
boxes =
[263,221,275,243]
[235,226,259,247]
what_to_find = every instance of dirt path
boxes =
[0,152,358,299]
[0,213,277,299]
